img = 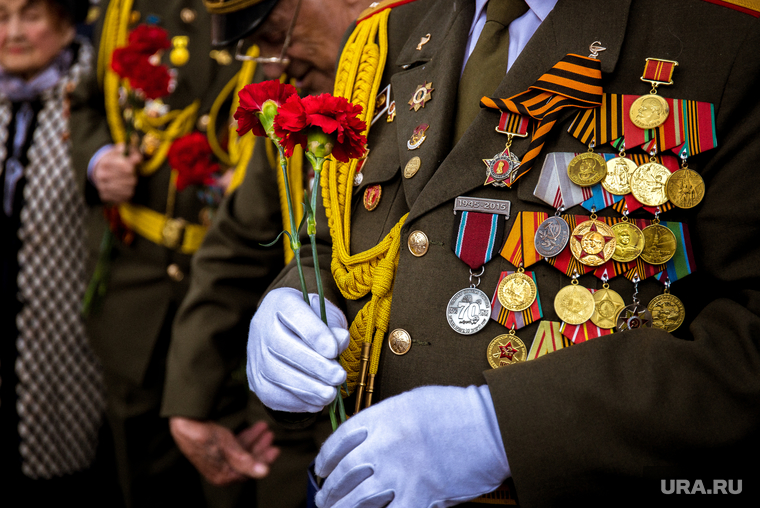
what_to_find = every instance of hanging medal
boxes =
[487,326,528,369]
[589,275,626,329]
[666,154,705,209]
[567,141,607,187]
[447,199,510,335]
[616,276,653,331]
[569,212,617,267]
[648,279,685,332]
[611,213,645,263]
[554,272,595,325]
[483,112,529,187]
[491,267,542,330]
[534,208,570,259]
[601,143,638,196]
[629,58,678,130]
[640,213,676,265]
[630,149,672,207]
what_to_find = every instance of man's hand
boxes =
[314,385,510,507]
[169,417,280,486]
[91,143,141,203]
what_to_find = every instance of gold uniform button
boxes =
[167,264,184,282]
[407,230,429,257]
[197,114,210,132]
[388,328,412,355]
[129,10,140,24]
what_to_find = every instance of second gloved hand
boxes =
[247,287,350,413]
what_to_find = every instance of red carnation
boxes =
[234,79,298,137]
[111,47,151,79]
[274,94,367,163]
[130,63,172,100]
[127,24,171,54]
[168,132,220,191]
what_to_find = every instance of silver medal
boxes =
[446,287,491,335]
[534,216,570,258]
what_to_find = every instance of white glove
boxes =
[315,385,510,508]
[247,287,350,413]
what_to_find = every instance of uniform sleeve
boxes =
[484,19,760,506]
[161,137,288,419]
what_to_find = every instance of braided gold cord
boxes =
[322,9,410,394]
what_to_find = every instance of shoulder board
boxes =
[702,0,760,17]
[357,0,421,22]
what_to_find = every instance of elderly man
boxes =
[177,0,760,506]
[161,1,377,506]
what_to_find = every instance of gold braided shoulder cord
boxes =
[100,0,200,177]
[322,9,409,399]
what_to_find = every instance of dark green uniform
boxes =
[69,1,251,506]
[158,0,760,505]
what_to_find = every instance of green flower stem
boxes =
[276,144,309,304]
[305,152,346,428]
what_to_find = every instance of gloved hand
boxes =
[315,385,510,508]
[247,287,350,413]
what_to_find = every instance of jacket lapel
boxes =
[390,0,475,209]
[408,0,632,223]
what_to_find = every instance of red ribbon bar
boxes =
[642,58,678,85]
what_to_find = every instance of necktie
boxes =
[454,0,528,143]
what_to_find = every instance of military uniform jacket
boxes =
[70,0,239,386]
[261,0,760,505]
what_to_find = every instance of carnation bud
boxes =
[307,128,336,158]
[258,100,280,138]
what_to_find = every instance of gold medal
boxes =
[554,278,595,325]
[363,184,382,211]
[648,291,685,332]
[590,284,626,329]
[602,155,638,195]
[629,94,670,129]
[611,220,645,263]
[630,161,671,206]
[666,168,705,209]
[629,58,678,129]
[567,151,607,187]
[487,330,527,369]
[404,156,421,179]
[569,217,616,267]
[497,268,537,312]
[640,222,676,265]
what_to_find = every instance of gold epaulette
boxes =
[118,203,207,254]
[702,0,760,17]
[357,0,421,22]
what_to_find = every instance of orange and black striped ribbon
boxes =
[568,93,625,150]
[481,54,603,186]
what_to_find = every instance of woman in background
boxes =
[0,0,108,503]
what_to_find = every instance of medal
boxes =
[483,142,521,187]
[386,101,396,122]
[448,203,509,335]
[630,156,671,207]
[629,58,678,130]
[616,277,653,331]
[404,156,421,179]
[590,280,626,329]
[640,220,676,265]
[447,286,491,335]
[648,282,685,332]
[602,149,638,195]
[534,214,570,258]
[497,267,538,312]
[407,124,429,150]
[408,81,433,111]
[567,146,607,187]
[554,276,595,325]
[611,218,645,263]
[487,329,527,369]
[666,157,705,209]
[363,184,382,211]
[569,214,617,267]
